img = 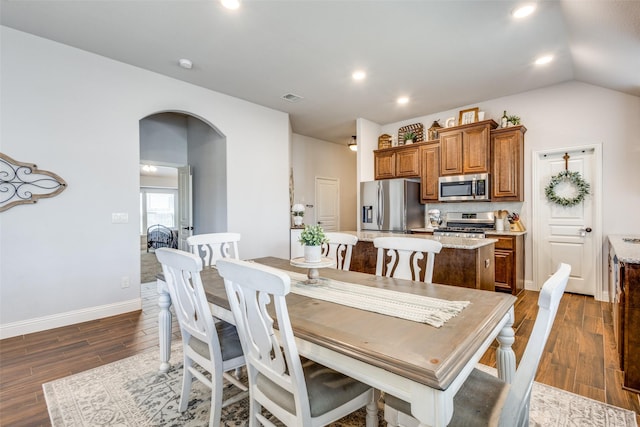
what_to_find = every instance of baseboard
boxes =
[525,279,536,291]
[0,298,142,339]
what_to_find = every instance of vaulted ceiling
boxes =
[2,0,638,145]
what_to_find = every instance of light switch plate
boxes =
[112,213,128,223]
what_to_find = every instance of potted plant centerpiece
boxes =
[299,224,328,263]
[403,131,417,144]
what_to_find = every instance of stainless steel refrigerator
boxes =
[360,179,425,232]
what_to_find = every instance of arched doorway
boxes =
[139,111,227,283]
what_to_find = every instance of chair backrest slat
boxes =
[322,232,358,270]
[373,236,442,283]
[187,232,241,268]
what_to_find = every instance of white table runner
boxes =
[286,270,469,328]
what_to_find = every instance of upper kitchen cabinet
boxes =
[491,125,526,201]
[438,120,497,176]
[419,142,440,202]
[374,144,420,180]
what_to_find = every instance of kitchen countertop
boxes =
[343,231,497,250]
[609,235,640,264]
[410,227,527,237]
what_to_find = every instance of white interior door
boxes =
[533,146,601,297]
[177,165,193,251]
[315,177,339,231]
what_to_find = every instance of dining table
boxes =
[156,256,517,427]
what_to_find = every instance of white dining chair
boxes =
[373,236,443,283]
[384,263,571,427]
[217,258,378,427]
[155,248,248,427]
[186,232,241,268]
[322,232,358,270]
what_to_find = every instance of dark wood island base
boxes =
[349,240,495,291]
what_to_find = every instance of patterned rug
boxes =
[44,345,638,427]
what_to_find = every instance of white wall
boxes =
[291,134,357,231]
[139,113,188,164]
[0,27,290,337]
[360,81,640,292]
[187,116,227,234]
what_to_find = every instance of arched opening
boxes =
[139,111,227,283]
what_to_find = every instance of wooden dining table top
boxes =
[200,256,516,391]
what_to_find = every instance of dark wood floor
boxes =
[1,284,639,426]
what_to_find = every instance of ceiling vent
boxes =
[281,93,304,103]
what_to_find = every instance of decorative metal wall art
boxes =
[0,152,67,212]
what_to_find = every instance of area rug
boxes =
[44,345,638,427]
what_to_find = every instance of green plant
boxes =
[298,224,328,246]
[403,131,417,141]
[507,115,521,125]
[292,211,304,217]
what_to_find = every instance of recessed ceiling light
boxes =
[352,70,366,81]
[397,96,409,105]
[535,55,553,65]
[512,3,536,19]
[178,58,193,69]
[221,0,240,10]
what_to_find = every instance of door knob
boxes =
[579,227,592,237]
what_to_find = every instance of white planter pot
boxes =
[304,245,322,263]
[293,216,303,226]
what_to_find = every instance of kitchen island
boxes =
[343,231,497,291]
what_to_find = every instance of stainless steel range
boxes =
[433,211,495,238]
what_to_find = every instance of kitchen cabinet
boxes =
[419,142,440,202]
[374,144,421,179]
[492,234,524,295]
[438,120,497,176]
[491,125,526,201]
[374,149,395,179]
[609,236,640,393]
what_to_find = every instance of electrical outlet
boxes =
[121,276,130,288]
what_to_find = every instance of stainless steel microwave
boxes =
[438,173,490,202]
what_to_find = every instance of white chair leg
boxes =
[249,399,261,427]
[209,370,224,427]
[179,358,193,412]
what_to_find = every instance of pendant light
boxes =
[348,135,358,152]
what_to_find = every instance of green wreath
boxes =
[545,170,590,207]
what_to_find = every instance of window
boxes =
[140,188,178,234]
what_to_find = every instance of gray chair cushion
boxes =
[188,320,244,362]
[256,358,371,418]
[385,368,509,427]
